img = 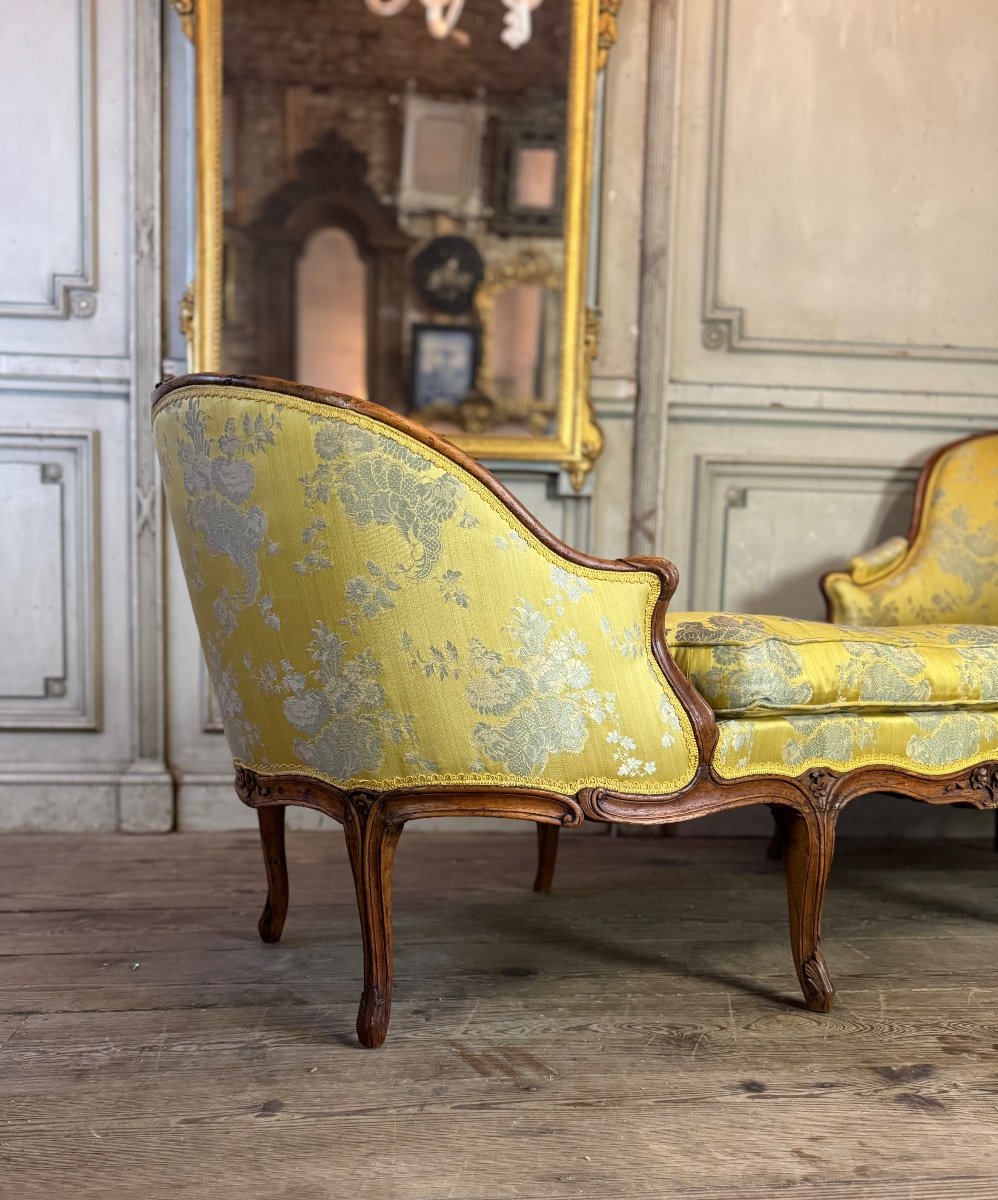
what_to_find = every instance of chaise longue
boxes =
[153,374,998,1047]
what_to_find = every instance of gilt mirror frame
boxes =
[177,0,619,489]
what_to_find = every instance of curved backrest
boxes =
[826,432,998,626]
[153,376,699,796]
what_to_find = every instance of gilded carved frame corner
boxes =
[177,0,620,490]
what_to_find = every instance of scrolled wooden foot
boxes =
[533,822,560,893]
[801,952,835,1013]
[343,792,402,1049]
[772,801,838,1013]
[256,805,289,944]
[357,986,391,1048]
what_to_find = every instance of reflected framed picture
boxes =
[398,95,486,218]
[410,324,479,410]
[491,112,565,237]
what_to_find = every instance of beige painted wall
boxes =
[629,0,998,837]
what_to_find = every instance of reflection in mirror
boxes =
[219,0,573,440]
[296,227,368,399]
[195,0,611,482]
[492,280,561,414]
[493,283,545,400]
[515,148,558,209]
[468,249,562,435]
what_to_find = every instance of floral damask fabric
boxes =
[154,384,699,795]
[712,710,998,779]
[824,434,998,626]
[665,612,998,717]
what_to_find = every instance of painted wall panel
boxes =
[0,433,99,728]
[0,0,130,361]
[668,0,998,396]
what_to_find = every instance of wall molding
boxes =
[669,399,998,435]
[690,456,920,611]
[0,0,99,319]
[0,430,101,730]
[701,0,998,364]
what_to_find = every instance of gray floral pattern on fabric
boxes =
[392,565,667,780]
[781,715,878,770]
[836,642,932,706]
[700,640,813,714]
[206,647,261,763]
[169,397,285,762]
[670,613,769,645]
[929,500,998,608]
[716,715,881,773]
[259,623,435,782]
[301,419,464,581]
[475,695,589,776]
[907,712,998,767]
[174,397,281,607]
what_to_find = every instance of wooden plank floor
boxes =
[1,830,997,1199]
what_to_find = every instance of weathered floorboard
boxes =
[0,831,996,1199]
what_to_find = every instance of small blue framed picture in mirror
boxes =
[410,324,480,410]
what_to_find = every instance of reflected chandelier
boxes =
[363,0,542,49]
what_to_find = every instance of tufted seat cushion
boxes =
[665,613,998,718]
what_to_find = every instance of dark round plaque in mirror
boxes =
[413,236,485,316]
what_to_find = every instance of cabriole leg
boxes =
[533,822,560,893]
[256,805,289,944]
[343,795,403,1048]
[765,808,786,861]
[772,803,837,1013]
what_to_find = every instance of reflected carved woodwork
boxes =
[597,0,622,70]
[170,0,196,42]
[231,131,412,411]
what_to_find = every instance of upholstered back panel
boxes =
[153,382,698,796]
[825,433,998,626]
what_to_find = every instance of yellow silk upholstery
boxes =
[666,612,998,779]
[845,536,909,585]
[154,383,699,796]
[712,709,998,780]
[665,613,998,717]
[824,433,998,626]
[155,380,998,797]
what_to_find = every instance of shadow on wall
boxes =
[734,483,916,620]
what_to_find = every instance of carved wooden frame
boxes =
[153,373,998,1048]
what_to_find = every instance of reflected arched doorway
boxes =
[233,131,411,409]
[296,226,368,398]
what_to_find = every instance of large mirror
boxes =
[180,0,616,487]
